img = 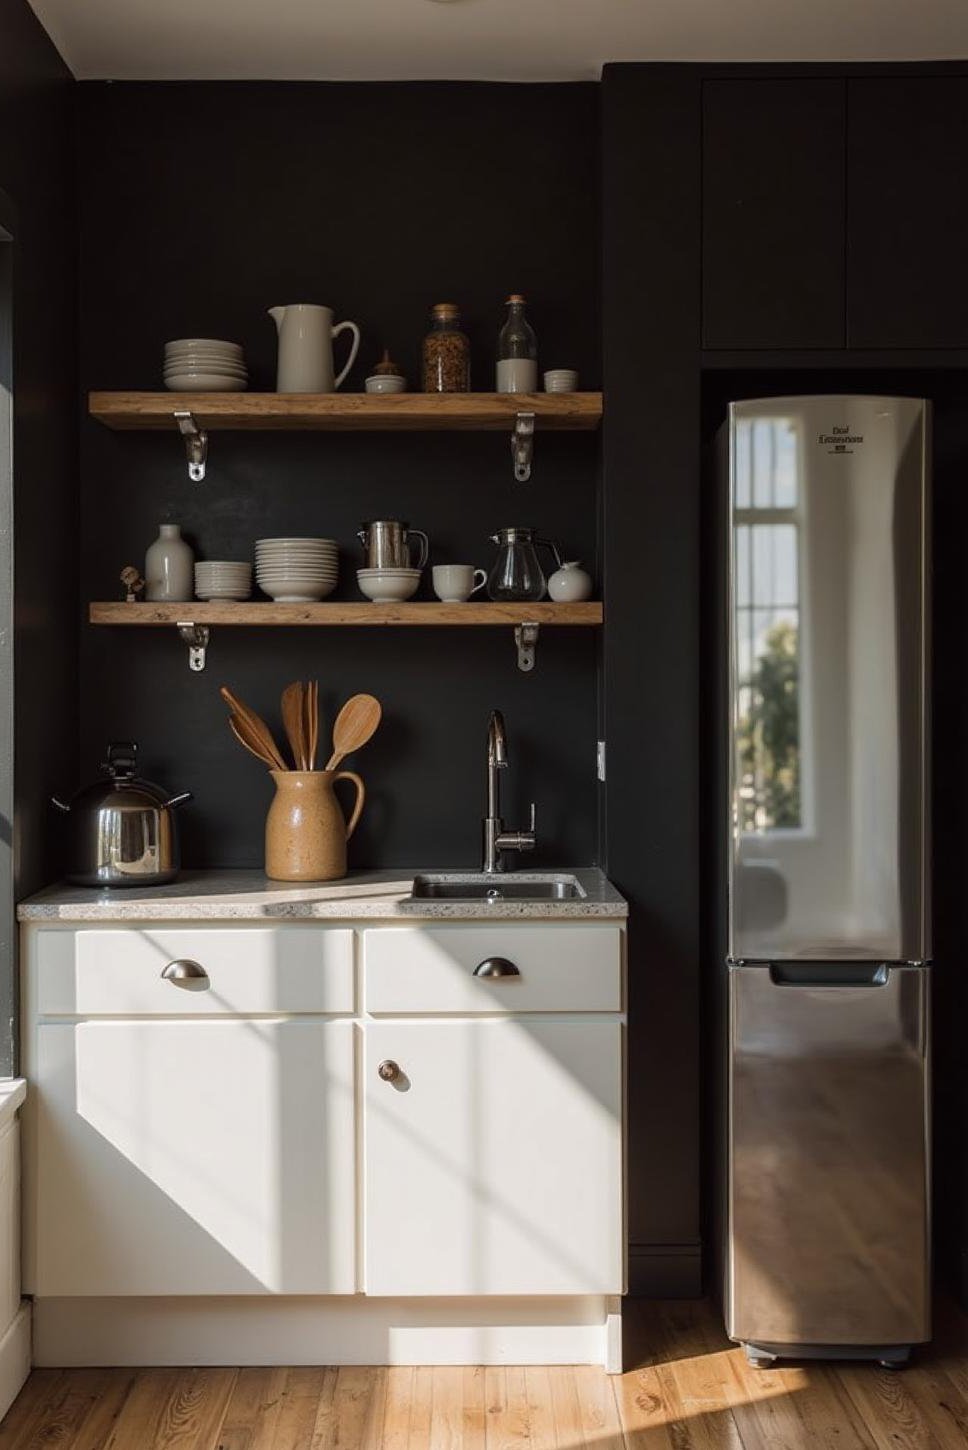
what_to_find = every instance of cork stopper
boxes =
[506,293,526,304]
[432,302,460,319]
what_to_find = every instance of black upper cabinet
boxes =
[702,79,846,350]
[847,79,968,349]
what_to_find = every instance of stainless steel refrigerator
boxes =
[722,395,931,1368]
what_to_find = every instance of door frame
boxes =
[0,188,16,1078]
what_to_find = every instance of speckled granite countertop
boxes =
[18,868,627,922]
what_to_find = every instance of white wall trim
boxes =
[33,1295,621,1371]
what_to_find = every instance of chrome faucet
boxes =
[483,710,536,873]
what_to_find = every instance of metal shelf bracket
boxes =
[174,410,208,482]
[177,622,211,672]
[511,411,535,483]
[514,622,540,673]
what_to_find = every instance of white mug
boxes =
[433,565,487,603]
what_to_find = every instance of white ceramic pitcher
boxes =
[269,304,361,393]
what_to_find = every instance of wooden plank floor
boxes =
[3,1298,968,1448]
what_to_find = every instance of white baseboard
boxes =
[33,1295,621,1371]
[0,1305,31,1420]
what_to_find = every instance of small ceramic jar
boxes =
[547,560,593,603]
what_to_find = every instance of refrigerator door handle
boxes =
[768,963,891,988]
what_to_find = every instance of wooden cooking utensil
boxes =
[229,715,278,770]
[305,680,319,771]
[219,685,288,771]
[325,693,382,771]
[281,681,308,770]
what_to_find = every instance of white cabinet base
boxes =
[32,1294,623,1372]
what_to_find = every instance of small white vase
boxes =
[547,561,593,603]
[145,523,194,602]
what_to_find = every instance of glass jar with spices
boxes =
[422,303,470,393]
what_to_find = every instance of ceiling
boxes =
[27,0,968,82]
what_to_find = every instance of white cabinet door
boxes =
[364,1020,624,1296]
[30,1020,356,1296]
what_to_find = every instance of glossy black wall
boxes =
[74,82,601,872]
[0,0,76,1071]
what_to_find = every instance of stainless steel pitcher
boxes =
[357,520,429,570]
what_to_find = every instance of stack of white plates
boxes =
[194,561,252,601]
[164,338,248,392]
[255,538,338,603]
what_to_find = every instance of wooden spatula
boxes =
[325,693,382,771]
[229,716,278,770]
[281,681,307,770]
[305,680,320,770]
[220,685,288,771]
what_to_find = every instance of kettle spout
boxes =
[268,306,286,330]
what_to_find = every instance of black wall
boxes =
[74,81,601,873]
[0,0,76,1070]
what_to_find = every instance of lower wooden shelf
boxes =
[89,601,603,626]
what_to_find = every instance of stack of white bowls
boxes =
[255,538,338,603]
[194,561,252,601]
[164,339,248,392]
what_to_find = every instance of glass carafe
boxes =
[486,527,561,602]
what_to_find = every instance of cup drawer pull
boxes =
[473,957,521,979]
[161,959,210,985]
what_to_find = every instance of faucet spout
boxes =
[482,709,536,874]
[487,710,508,768]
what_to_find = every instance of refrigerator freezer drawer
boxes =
[726,963,929,1348]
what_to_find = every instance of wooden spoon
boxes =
[305,680,319,771]
[325,693,382,771]
[229,715,278,770]
[281,681,307,770]
[219,685,288,771]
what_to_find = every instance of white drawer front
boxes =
[35,927,355,1016]
[363,924,622,1014]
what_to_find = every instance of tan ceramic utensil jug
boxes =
[265,769,365,881]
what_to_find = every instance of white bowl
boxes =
[255,545,339,556]
[164,369,248,382]
[165,338,242,353]
[364,374,407,394]
[164,344,245,357]
[165,362,248,376]
[165,375,247,392]
[195,588,252,601]
[256,572,338,583]
[258,581,337,602]
[356,568,420,602]
[256,537,337,546]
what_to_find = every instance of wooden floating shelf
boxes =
[88,391,603,432]
[89,602,603,626]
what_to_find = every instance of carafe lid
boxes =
[492,526,535,543]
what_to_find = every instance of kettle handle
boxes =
[51,796,70,814]
[164,791,193,809]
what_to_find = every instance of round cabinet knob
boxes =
[378,1059,401,1082]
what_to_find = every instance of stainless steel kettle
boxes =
[52,742,192,887]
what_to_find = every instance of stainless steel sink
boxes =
[410,873,585,902]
